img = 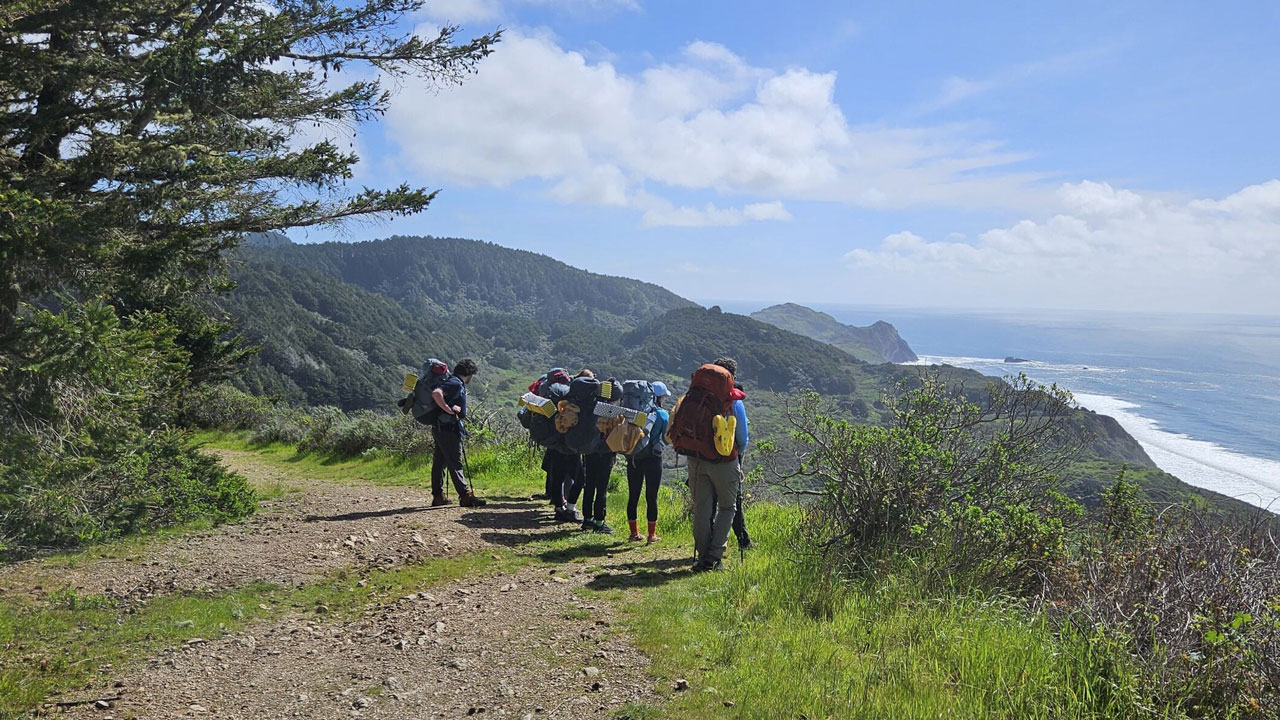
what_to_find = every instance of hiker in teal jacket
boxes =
[626,381,671,544]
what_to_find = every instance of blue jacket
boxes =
[435,376,467,433]
[647,407,669,457]
[730,399,749,456]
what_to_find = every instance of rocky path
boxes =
[19,449,680,719]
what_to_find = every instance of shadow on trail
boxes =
[304,506,432,522]
[584,557,694,591]
[536,541,630,563]
[460,504,580,547]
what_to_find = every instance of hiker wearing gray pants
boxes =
[688,455,740,569]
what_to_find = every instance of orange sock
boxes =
[647,521,659,538]
[628,520,639,537]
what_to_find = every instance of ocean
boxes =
[723,302,1280,512]
[825,306,1280,512]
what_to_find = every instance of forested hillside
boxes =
[241,235,696,329]
[752,302,918,363]
[223,257,488,408]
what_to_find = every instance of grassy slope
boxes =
[2,436,1177,719]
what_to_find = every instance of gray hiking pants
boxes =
[689,456,740,565]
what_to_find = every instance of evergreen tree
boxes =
[0,0,499,551]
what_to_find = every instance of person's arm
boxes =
[431,387,461,415]
[733,400,749,454]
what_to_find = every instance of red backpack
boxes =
[670,363,737,462]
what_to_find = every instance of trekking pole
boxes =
[460,431,474,494]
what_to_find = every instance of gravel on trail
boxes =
[18,449,680,718]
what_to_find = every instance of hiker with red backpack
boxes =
[426,357,487,508]
[668,357,749,572]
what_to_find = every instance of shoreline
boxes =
[912,356,1280,513]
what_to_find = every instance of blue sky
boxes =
[295,0,1280,314]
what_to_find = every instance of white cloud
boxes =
[384,29,1053,227]
[420,0,639,23]
[640,200,792,228]
[418,0,502,22]
[846,180,1280,312]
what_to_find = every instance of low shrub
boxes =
[1051,479,1280,719]
[0,303,255,555]
[1,429,255,552]
[765,374,1083,594]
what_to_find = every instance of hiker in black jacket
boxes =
[429,358,487,508]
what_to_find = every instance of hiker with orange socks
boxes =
[626,382,670,543]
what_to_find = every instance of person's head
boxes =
[652,381,670,407]
[712,357,738,376]
[453,357,479,383]
[574,368,596,379]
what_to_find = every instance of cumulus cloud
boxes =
[845,180,1280,312]
[384,29,1052,227]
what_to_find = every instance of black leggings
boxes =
[547,450,581,506]
[626,454,662,522]
[580,452,616,522]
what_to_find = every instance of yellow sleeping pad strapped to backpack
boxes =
[712,413,737,457]
[402,373,419,394]
[519,392,558,418]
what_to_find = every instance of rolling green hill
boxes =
[751,302,918,363]
[241,235,696,330]
[220,234,1249,512]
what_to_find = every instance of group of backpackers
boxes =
[519,368,672,540]
[403,354,752,572]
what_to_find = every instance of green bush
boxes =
[0,303,255,553]
[764,373,1082,593]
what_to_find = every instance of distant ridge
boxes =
[751,303,918,364]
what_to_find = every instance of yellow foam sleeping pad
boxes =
[712,413,737,457]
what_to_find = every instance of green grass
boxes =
[2,435,1174,719]
[0,549,523,719]
[606,501,1162,719]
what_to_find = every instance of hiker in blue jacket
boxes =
[626,381,671,544]
[429,358,487,508]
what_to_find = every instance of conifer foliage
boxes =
[0,1,499,552]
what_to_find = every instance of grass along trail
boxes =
[1,439,686,719]
[4,434,1144,719]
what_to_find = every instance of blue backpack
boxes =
[620,380,659,456]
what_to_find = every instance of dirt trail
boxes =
[21,449,682,718]
[0,451,492,603]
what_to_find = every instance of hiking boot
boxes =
[646,533,662,545]
[580,519,596,532]
[553,506,579,523]
[628,533,644,543]
[593,522,614,535]
[459,491,487,508]
[431,493,453,507]
[691,559,723,573]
